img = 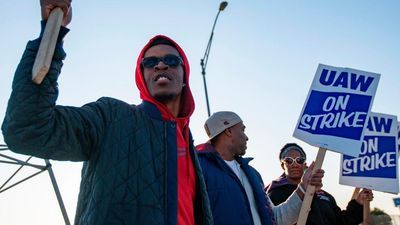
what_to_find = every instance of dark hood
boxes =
[265,173,290,193]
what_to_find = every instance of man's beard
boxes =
[154,93,178,104]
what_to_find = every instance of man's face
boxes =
[230,122,248,156]
[142,44,185,103]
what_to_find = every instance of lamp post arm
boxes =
[201,10,221,70]
[200,7,225,117]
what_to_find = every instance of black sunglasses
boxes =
[282,156,306,165]
[141,54,183,68]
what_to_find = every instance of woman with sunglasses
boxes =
[265,143,373,225]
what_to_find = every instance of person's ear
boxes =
[280,162,285,170]
[223,128,232,137]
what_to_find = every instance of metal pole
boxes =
[201,62,211,117]
[200,2,227,117]
[45,160,71,225]
[0,146,71,225]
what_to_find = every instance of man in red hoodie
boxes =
[135,36,211,225]
[1,1,213,225]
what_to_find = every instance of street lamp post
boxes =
[200,1,228,117]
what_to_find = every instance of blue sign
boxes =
[340,112,399,194]
[298,91,371,140]
[342,136,396,178]
[394,197,400,207]
[294,64,380,157]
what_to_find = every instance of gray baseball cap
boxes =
[204,111,243,140]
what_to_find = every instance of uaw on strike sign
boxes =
[340,112,399,194]
[293,64,380,157]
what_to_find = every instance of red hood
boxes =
[135,35,195,121]
[195,142,214,152]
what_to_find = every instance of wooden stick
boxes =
[296,147,327,225]
[363,200,370,225]
[352,187,370,225]
[32,8,64,84]
[352,187,360,200]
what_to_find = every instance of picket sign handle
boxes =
[296,147,327,225]
[32,8,64,84]
[363,199,370,225]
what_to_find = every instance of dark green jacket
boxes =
[2,38,213,225]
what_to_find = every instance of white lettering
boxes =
[342,152,397,175]
[386,152,396,166]
[342,159,354,174]
[322,97,336,111]
[299,115,311,129]
[361,138,379,155]
[338,111,353,127]
[335,95,350,110]
[320,113,335,128]
[360,156,372,172]
[375,153,387,168]
[311,115,324,130]
[300,111,367,131]
[368,138,378,153]
[322,95,350,112]
[353,112,366,127]
[360,141,367,155]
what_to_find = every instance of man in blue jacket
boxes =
[196,111,324,225]
[1,1,212,225]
